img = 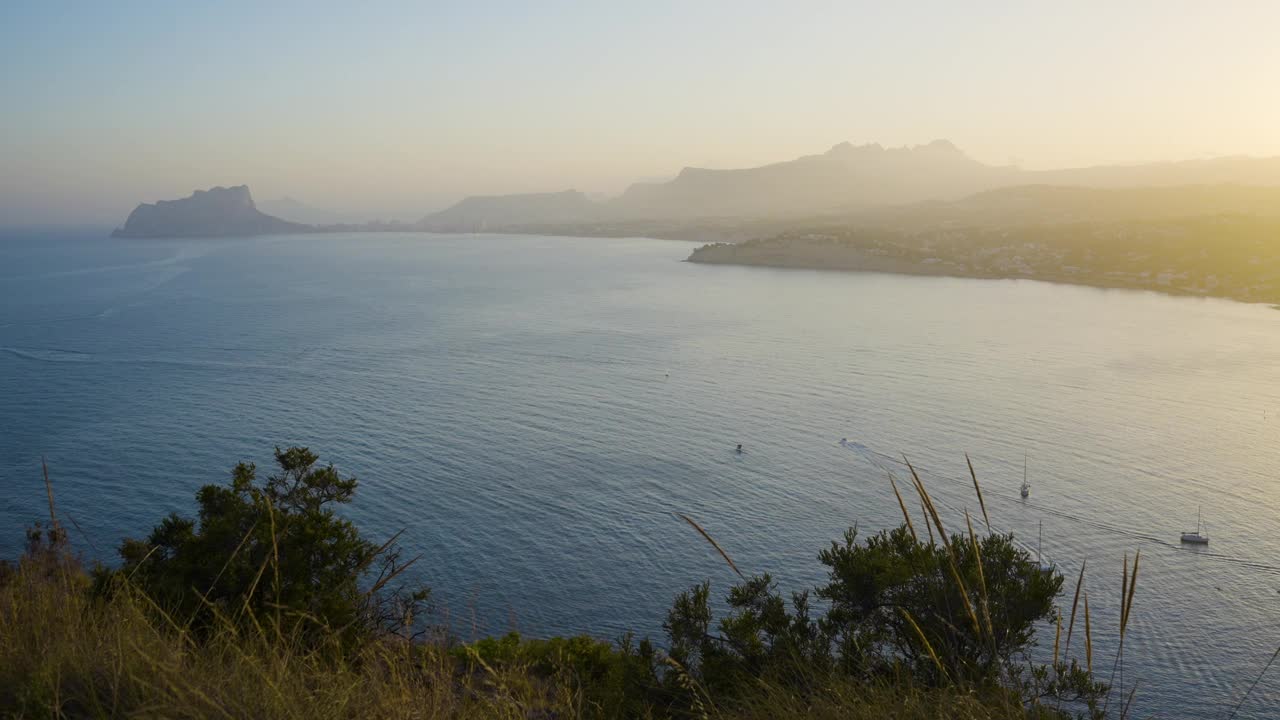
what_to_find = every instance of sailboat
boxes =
[1019,453,1030,498]
[1036,520,1053,573]
[1180,506,1209,545]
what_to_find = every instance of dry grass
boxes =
[718,681,1040,720]
[0,557,1061,720]
[3,541,1066,720]
[675,513,745,580]
[0,557,574,719]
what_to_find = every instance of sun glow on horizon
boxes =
[3,1,1280,224]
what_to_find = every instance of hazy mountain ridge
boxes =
[610,140,1013,218]
[416,141,1280,230]
[418,189,606,231]
[112,143,1280,243]
[1030,155,1280,189]
[112,186,312,238]
[812,184,1280,230]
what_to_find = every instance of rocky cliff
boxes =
[112,186,312,238]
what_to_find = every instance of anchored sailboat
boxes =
[1180,506,1209,545]
[1019,453,1030,498]
[1036,520,1053,573]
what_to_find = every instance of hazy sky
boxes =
[3,0,1280,224]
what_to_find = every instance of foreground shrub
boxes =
[1,447,1133,719]
[665,519,1107,717]
[99,446,426,646]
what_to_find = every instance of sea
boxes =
[1,229,1277,718]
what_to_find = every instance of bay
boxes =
[2,230,1277,718]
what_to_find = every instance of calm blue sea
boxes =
[2,230,1278,717]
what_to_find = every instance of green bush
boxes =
[818,526,1059,682]
[99,446,426,646]
[665,525,1107,718]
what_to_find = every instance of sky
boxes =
[3,0,1280,225]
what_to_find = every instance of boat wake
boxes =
[33,245,211,280]
[1,346,94,363]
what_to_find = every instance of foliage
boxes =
[459,631,663,718]
[666,576,831,697]
[0,552,1052,720]
[99,446,426,645]
[1,448,1138,719]
[0,519,83,593]
[664,525,1109,718]
[817,526,1059,681]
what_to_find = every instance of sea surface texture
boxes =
[2,230,1277,718]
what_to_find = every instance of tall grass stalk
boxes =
[905,457,981,640]
[1225,643,1280,720]
[1063,560,1086,659]
[965,454,990,533]
[675,513,744,579]
[1103,550,1140,716]
[888,473,917,541]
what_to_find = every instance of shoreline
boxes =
[685,247,1280,306]
[102,224,1280,307]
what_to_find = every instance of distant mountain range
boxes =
[609,139,1004,219]
[417,140,1010,229]
[113,141,1280,239]
[417,190,608,231]
[417,141,1280,230]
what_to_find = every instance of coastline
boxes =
[685,244,1280,306]
[102,221,1280,307]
